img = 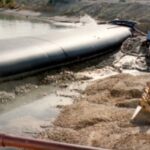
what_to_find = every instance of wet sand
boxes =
[39,74,150,150]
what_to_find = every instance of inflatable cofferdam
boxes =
[0,24,131,77]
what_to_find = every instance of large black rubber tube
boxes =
[0,24,131,78]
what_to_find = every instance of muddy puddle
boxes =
[0,94,73,136]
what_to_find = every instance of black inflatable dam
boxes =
[0,24,131,78]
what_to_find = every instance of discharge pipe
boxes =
[0,133,106,150]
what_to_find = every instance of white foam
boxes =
[80,14,98,26]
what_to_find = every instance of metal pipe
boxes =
[0,133,106,150]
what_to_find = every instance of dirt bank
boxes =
[39,74,150,150]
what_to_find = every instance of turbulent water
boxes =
[0,14,99,40]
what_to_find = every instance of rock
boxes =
[15,84,38,95]
[113,36,150,71]
[59,84,68,88]
[0,91,15,103]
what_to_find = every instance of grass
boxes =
[0,0,17,8]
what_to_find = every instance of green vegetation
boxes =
[0,0,16,8]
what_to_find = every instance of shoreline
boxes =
[0,8,81,24]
